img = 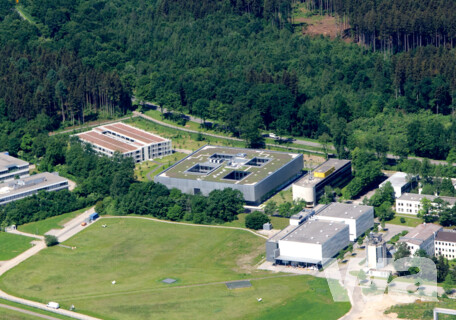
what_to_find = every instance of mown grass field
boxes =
[0,218,350,320]
[18,207,90,235]
[388,214,422,228]
[0,233,33,261]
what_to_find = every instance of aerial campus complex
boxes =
[155,145,303,205]
[292,158,352,206]
[76,122,172,163]
[266,203,374,267]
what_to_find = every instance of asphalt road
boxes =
[0,303,61,320]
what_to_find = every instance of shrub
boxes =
[45,235,59,247]
[245,212,270,230]
[400,217,406,223]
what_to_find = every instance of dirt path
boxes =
[102,215,268,239]
[0,303,61,320]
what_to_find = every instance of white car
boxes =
[46,302,60,309]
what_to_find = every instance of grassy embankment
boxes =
[0,233,33,261]
[18,207,90,236]
[0,218,350,320]
[0,298,73,320]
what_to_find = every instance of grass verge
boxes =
[0,233,33,261]
[18,207,90,236]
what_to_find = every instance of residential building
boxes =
[396,193,456,215]
[292,159,352,206]
[435,230,456,260]
[0,153,29,182]
[312,202,374,241]
[0,172,68,205]
[76,122,172,163]
[266,220,349,267]
[379,172,417,198]
[155,145,303,205]
[397,223,443,256]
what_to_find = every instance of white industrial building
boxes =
[396,193,456,215]
[379,172,417,198]
[76,122,172,163]
[0,172,68,205]
[397,223,442,256]
[435,230,456,260]
[266,203,374,267]
[0,153,29,182]
[266,220,349,267]
[312,203,374,241]
[292,159,352,206]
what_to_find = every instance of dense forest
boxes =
[0,0,456,162]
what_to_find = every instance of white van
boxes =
[46,302,60,309]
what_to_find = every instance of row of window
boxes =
[436,241,456,246]
[397,202,420,208]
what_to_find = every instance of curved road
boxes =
[102,215,268,239]
[133,111,326,155]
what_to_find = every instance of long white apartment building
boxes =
[76,122,172,163]
[0,153,29,182]
[312,202,374,241]
[397,223,442,256]
[0,172,68,205]
[396,193,456,215]
[435,230,456,259]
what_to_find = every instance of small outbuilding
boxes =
[263,222,272,230]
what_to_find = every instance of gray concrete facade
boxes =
[155,147,303,205]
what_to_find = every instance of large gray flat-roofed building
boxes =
[396,193,456,215]
[398,223,442,256]
[292,159,351,206]
[0,172,69,205]
[266,220,349,267]
[76,122,172,163]
[312,203,374,241]
[155,145,303,205]
[379,172,417,198]
[0,153,29,182]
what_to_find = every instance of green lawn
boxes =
[223,213,290,230]
[388,215,422,228]
[0,299,73,320]
[385,298,456,319]
[0,218,350,320]
[0,233,33,261]
[18,207,90,236]
[264,188,293,206]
